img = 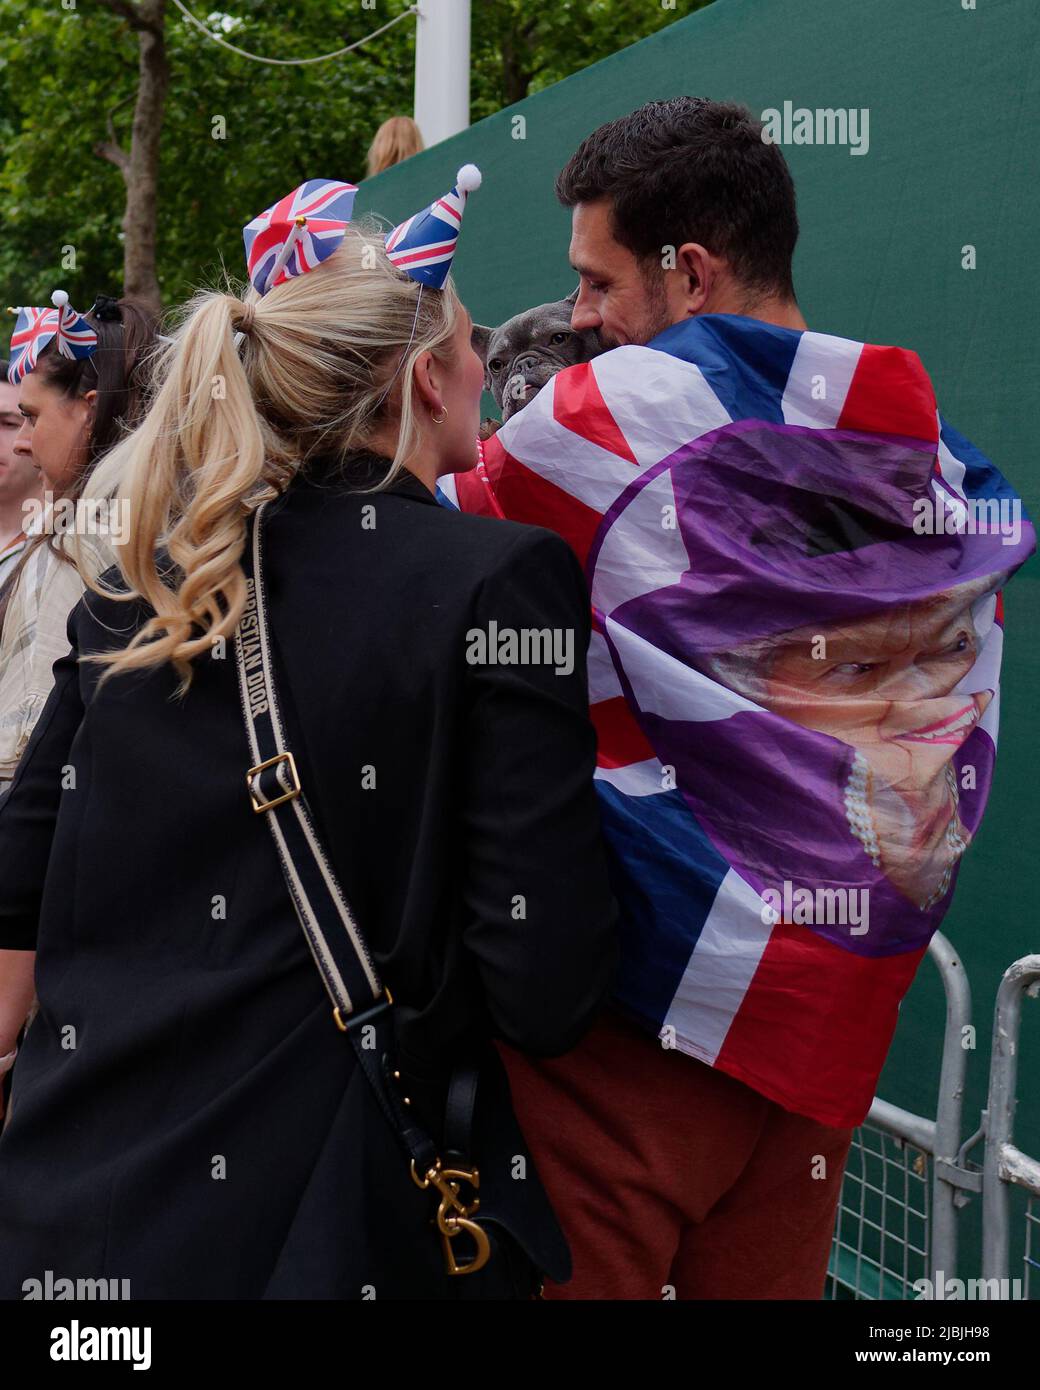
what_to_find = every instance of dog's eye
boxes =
[488,358,504,373]
[550,332,571,345]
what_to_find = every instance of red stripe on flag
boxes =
[391,242,455,266]
[837,344,938,444]
[714,917,925,1128]
[469,435,605,566]
[553,363,639,464]
[996,590,1005,625]
[590,696,656,769]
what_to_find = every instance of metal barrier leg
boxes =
[981,953,1040,1286]
[927,930,973,1286]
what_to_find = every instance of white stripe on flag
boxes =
[953,602,1002,745]
[936,433,968,500]
[659,868,771,1065]
[587,629,623,703]
[594,758,664,797]
[781,331,862,428]
[497,381,640,513]
[436,475,459,508]
[605,617,763,722]
[592,347,732,466]
[590,470,690,618]
[979,687,1000,745]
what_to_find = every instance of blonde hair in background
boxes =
[366,116,425,177]
[83,218,460,692]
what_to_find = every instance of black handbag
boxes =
[233,499,571,1299]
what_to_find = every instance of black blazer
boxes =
[0,451,619,1297]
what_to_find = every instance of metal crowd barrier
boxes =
[981,954,1040,1296]
[827,938,1039,1300]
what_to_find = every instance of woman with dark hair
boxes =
[0,294,157,789]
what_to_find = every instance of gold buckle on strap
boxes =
[246,750,301,813]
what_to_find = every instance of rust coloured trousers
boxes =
[497,1007,854,1300]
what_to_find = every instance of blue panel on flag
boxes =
[595,783,729,1026]
[941,417,1027,510]
[647,313,800,426]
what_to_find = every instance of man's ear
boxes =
[470,322,492,366]
[676,243,716,315]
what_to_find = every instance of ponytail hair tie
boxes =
[237,301,257,334]
[90,294,122,322]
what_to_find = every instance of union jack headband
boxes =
[8,290,98,386]
[385,164,482,289]
[243,179,359,296]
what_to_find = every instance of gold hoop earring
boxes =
[431,407,447,425]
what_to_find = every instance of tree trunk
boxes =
[94,0,169,314]
[499,27,533,107]
[122,1,168,312]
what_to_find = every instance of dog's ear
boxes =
[470,322,492,366]
[471,323,495,392]
[564,286,580,306]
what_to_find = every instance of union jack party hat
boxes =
[385,164,482,289]
[242,179,359,296]
[8,290,98,386]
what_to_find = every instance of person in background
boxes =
[0,360,41,592]
[0,295,156,790]
[366,115,425,177]
[0,294,156,1121]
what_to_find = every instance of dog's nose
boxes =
[514,353,540,374]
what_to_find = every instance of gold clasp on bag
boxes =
[246,750,301,813]
[411,1159,491,1276]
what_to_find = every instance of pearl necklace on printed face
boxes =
[844,751,968,911]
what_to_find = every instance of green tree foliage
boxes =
[0,0,708,311]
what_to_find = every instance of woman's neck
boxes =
[363,423,438,494]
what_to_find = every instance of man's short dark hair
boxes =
[0,359,8,383]
[556,97,799,300]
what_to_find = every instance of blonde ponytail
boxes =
[85,219,460,691]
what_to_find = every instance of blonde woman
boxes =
[366,115,425,176]
[0,218,618,1298]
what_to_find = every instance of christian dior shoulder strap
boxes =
[233,497,386,1033]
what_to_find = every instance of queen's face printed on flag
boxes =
[445,314,1036,1129]
[590,420,1025,957]
[702,574,1002,911]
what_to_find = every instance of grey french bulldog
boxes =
[471,288,604,435]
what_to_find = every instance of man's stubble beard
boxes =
[599,262,676,350]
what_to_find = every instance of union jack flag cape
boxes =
[8,303,97,385]
[442,313,1036,1126]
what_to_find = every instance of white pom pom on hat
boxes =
[51,289,69,310]
[456,164,482,193]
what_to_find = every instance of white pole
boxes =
[413,0,471,149]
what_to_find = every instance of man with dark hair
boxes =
[488,99,844,1301]
[456,94,1028,1303]
[0,360,40,591]
[557,96,805,347]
